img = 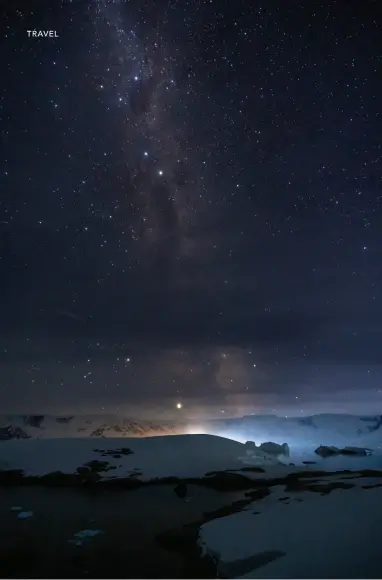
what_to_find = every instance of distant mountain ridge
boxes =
[0,414,182,440]
[0,413,382,447]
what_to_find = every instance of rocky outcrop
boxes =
[0,426,31,441]
[23,415,45,429]
[360,414,382,433]
[315,445,372,458]
[259,442,290,457]
[244,441,290,457]
[90,421,181,438]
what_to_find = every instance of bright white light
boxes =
[176,402,183,409]
[144,151,148,157]
[184,424,206,435]
[134,76,139,81]
[158,170,163,176]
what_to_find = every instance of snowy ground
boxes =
[0,434,281,480]
[199,470,382,578]
[1,418,382,578]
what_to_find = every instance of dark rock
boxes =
[304,481,355,495]
[202,471,265,492]
[93,447,134,456]
[39,471,79,487]
[341,446,372,456]
[0,469,25,485]
[56,416,74,423]
[259,441,290,457]
[23,415,44,429]
[362,483,382,489]
[90,427,106,437]
[315,445,372,458]
[315,445,339,457]
[174,482,188,499]
[360,415,382,433]
[0,426,30,441]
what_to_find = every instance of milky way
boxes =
[90,0,209,277]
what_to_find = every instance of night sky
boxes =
[1,0,382,418]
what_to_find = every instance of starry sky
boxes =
[1,0,382,418]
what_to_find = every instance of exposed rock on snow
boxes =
[93,446,134,458]
[258,442,290,457]
[315,445,373,458]
[55,416,74,424]
[22,415,44,429]
[0,426,30,441]
[243,441,289,460]
[342,445,373,455]
[174,482,188,499]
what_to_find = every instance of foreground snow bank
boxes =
[198,470,382,578]
[0,434,281,480]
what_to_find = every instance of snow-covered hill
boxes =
[0,434,283,480]
[0,413,381,450]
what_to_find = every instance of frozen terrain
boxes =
[0,434,282,481]
[1,412,382,447]
[2,412,382,469]
[198,470,382,578]
[0,414,382,577]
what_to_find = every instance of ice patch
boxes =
[17,511,34,519]
[69,529,104,546]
